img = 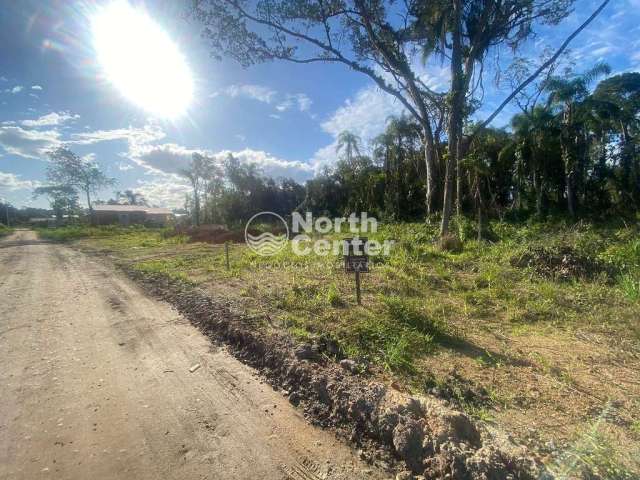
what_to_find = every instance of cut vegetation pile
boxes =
[511,245,609,281]
[63,219,640,478]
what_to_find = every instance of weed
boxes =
[619,273,640,301]
[325,283,345,307]
[549,422,638,480]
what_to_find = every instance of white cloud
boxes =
[128,142,314,182]
[9,85,23,94]
[321,85,404,140]
[276,93,312,112]
[215,148,314,182]
[223,84,277,103]
[70,124,165,146]
[309,60,449,171]
[0,126,61,159]
[117,162,134,171]
[214,85,313,115]
[310,85,405,171]
[135,175,191,209]
[128,142,197,174]
[0,171,40,191]
[0,76,7,82]
[21,111,80,127]
[31,85,43,91]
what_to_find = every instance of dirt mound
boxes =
[125,269,544,479]
[511,246,607,281]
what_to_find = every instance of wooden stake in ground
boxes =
[225,242,230,270]
[343,238,369,306]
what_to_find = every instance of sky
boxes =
[1,0,639,210]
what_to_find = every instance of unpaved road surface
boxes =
[0,230,385,480]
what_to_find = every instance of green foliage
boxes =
[0,225,13,237]
[550,423,638,480]
[383,296,447,339]
[325,283,345,308]
[619,273,640,301]
[74,219,640,379]
[36,225,186,246]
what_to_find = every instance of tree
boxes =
[33,185,80,221]
[336,131,362,165]
[190,0,449,219]
[191,0,613,235]
[45,147,115,222]
[412,0,576,234]
[545,62,611,216]
[508,106,558,216]
[180,152,213,226]
[116,190,149,206]
[592,72,640,205]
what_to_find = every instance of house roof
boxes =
[93,205,173,215]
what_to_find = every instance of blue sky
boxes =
[1,0,639,209]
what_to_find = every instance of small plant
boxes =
[325,283,345,307]
[619,273,640,301]
[549,422,638,480]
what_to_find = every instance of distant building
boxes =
[93,205,173,226]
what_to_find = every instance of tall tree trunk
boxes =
[440,0,463,237]
[456,155,462,217]
[193,185,201,226]
[423,127,435,218]
[533,169,543,217]
[395,137,402,219]
[85,187,94,226]
[563,144,576,217]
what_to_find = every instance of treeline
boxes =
[184,70,640,231]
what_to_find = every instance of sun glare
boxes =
[91,1,193,118]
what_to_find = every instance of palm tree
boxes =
[336,131,362,164]
[545,63,611,216]
[509,106,557,216]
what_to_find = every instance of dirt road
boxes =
[0,230,385,480]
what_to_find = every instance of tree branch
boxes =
[475,0,611,132]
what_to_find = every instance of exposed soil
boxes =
[172,225,256,244]
[122,268,546,479]
[0,230,386,480]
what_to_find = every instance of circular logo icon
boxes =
[244,212,289,256]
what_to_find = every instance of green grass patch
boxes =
[0,225,13,237]
[74,219,640,373]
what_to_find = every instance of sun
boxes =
[91,1,193,118]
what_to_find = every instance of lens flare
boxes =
[91,1,193,118]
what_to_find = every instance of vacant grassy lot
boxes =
[43,220,640,478]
